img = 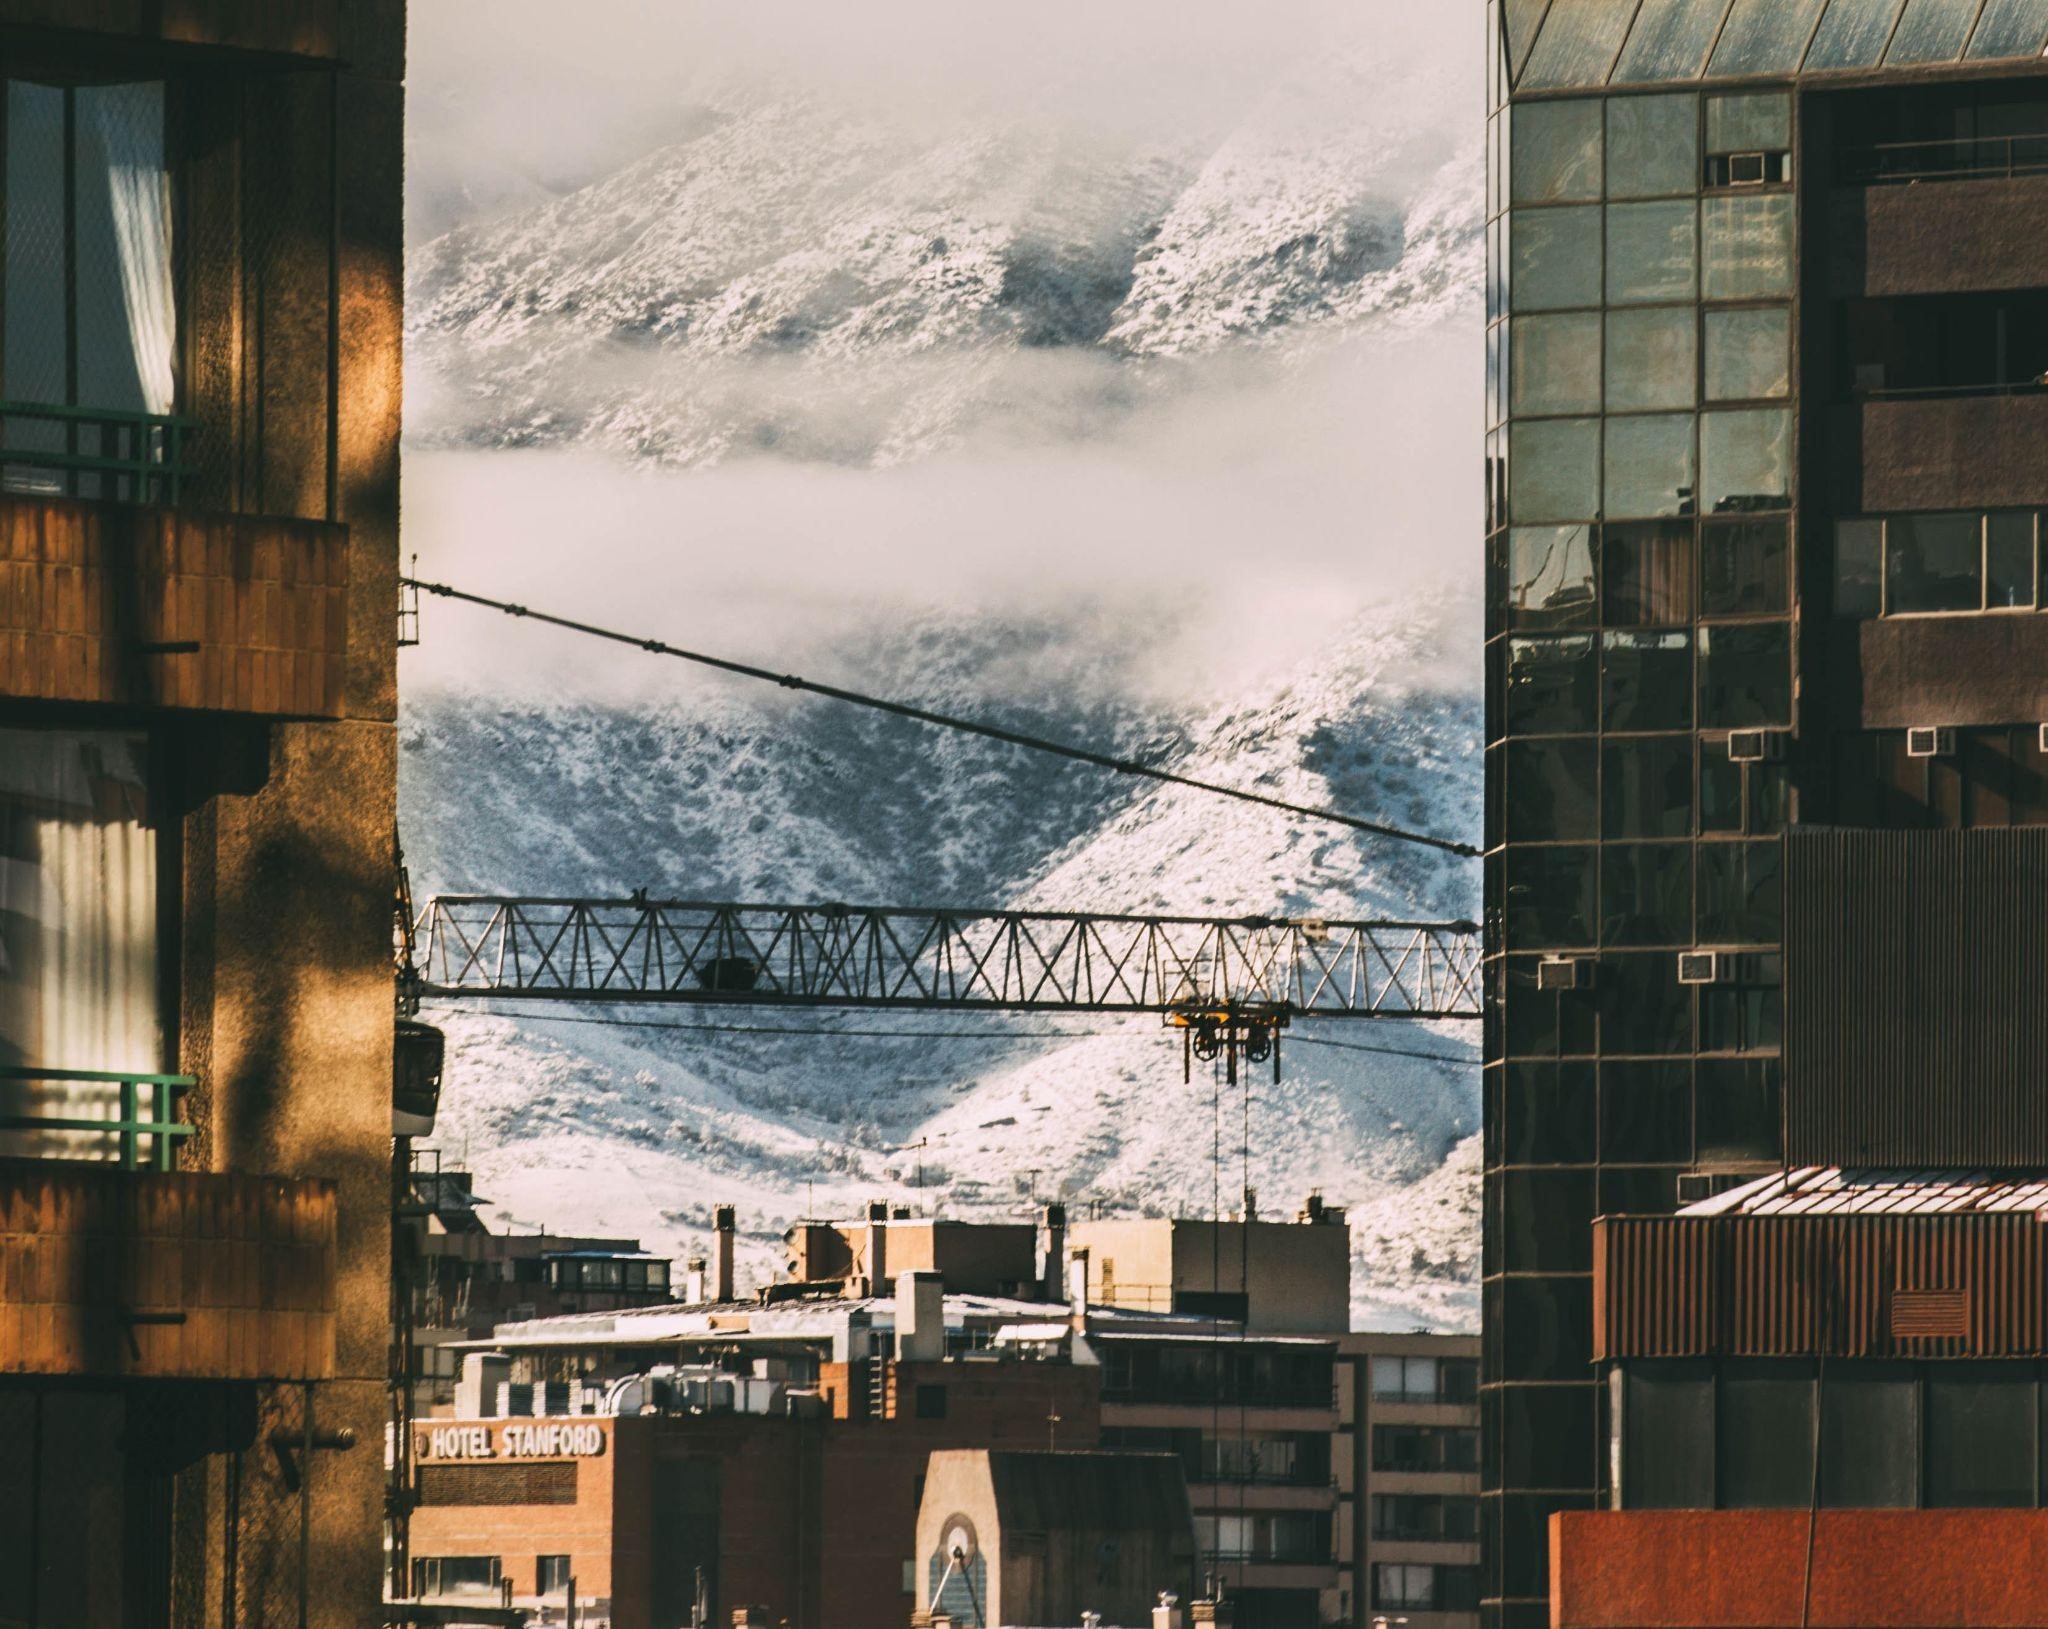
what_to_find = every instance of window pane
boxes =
[1701,738,1744,832]
[1709,0,1828,74]
[1700,519,1789,617]
[1602,844,1692,946]
[1968,0,2048,57]
[1834,519,1883,616]
[1886,0,1986,62]
[1508,737,1599,839]
[1512,418,1601,523]
[1925,1367,2034,1507]
[1505,0,1554,80]
[1822,1366,1918,1507]
[1697,839,1783,943]
[75,83,171,419]
[1607,201,1697,304]
[1521,0,1638,88]
[1607,308,1696,412]
[1702,194,1794,300]
[1603,629,1694,731]
[1502,1169,1597,1271]
[1721,1363,1815,1509]
[1623,1362,1715,1508]
[1695,1057,1782,1161]
[1613,2,1730,83]
[1606,94,1700,198]
[1512,206,1605,311]
[1604,520,1695,625]
[1698,622,1791,727]
[4,83,66,407]
[1509,524,1598,626]
[1888,513,1983,613]
[1514,313,1604,416]
[1699,957,1783,1053]
[1606,414,1696,519]
[1601,950,1694,1054]
[1504,1062,1596,1163]
[1512,98,1604,203]
[1705,93,1791,154]
[1604,736,1693,838]
[1506,847,1597,948]
[1807,0,1909,68]
[1704,307,1790,401]
[1987,512,2036,608]
[1701,407,1791,513]
[1600,1060,1692,1161]
[1508,635,1598,733]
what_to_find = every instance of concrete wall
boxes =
[1072,1217,1352,1332]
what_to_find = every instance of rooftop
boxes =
[1680,1166,2048,1218]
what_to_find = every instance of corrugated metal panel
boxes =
[1595,1213,2048,1359]
[1785,829,2048,1167]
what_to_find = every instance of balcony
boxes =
[1824,393,2048,514]
[1553,1509,2048,1628]
[0,1067,337,1381]
[0,489,349,717]
[1829,171,2048,298]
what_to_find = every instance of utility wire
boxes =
[420,1002,1475,1065]
[401,576,1480,859]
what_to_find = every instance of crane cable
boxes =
[400,576,1481,860]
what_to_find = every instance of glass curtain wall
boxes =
[1485,9,1800,1616]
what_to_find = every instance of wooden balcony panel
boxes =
[0,1161,336,1381]
[0,495,349,717]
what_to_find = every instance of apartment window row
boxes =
[1194,1512,1331,1566]
[1498,734,1787,845]
[1372,1424,1480,1475]
[1370,1354,1480,1405]
[1487,1056,1782,1173]
[1499,836,1783,953]
[1371,1493,1481,1544]
[1500,518,1790,631]
[1098,1426,1332,1487]
[1834,511,2047,617]
[543,1256,672,1293]
[1618,1360,2048,1512]
[1509,303,1792,427]
[1373,1561,1483,1613]
[412,1558,502,1598]
[1826,727,2048,830]
[1508,92,1789,209]
[1497,626,1792,740]
[1508,409,1793,527]
[1098,1344,1335,1410]
[1492,951,1783,1064]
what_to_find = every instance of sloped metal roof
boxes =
[1681,1165,2048,1217]
[1507,0,2048,93]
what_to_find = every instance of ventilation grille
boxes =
[1891,1288,1969,1340]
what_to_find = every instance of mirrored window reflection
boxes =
[1607,308,1696,412]
[1606,94,1700,196]
[1806,0,1909,68]
[1821,1367,1918,1508]
[1708,0,1828,76]
[1605,414,1696,519]
[1925,1368,2036,1507]
[1503,1061,1596,1163]
[1699,623,1791,728]
[1702,195,1794,301]
[1508,635,1598,734]
[1520,0,1639,89]
[1599,950,1694,1054]
[1700,407,1791,513]
[1698,954,1783,1052]
[1612,2,1730,84]
[1700,740,1746,833]
[1987,512,2037,608]
[1504,0,1555,82]
[1696,1058,1782,1161]
[1696,838,1782,943]
[1886,0,1989,63]
[1604,735,1693,838]
[1968,0,2048,58]
[1700,519,1790,618]
[1705,93,1791,155]
[1509,525,1598,627]
[1704,307,1790,401]
[1514,313,1604,416]
[1719,1365,1815,1509]
[1512,99,1604,204]
[1511,418,1601,523]
[1512,206,1604,311]
[1607,202,1697,304]
[1506,845,1597,948]
[1604,520,1695,625]
[1507,738,1599,841]
[1888,513,1982,612]
[1834,519,1883,616]
[1599,1059,1692,1162]
[1603,630,1694,732]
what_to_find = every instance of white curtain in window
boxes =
[0,729,159,1158]
[85,82,174,417]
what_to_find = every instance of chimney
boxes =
[712,1205,737,1302]
[684,1255,708,1303]
[1300,1190,1325,1224]
[1040,1201,1067,1301]
[1242,1187,1257,1224]
[895,1270,946,1363]
[865,1199,890,1290]
[1068,1246,1090,1331]
[456,1351,509,1420]
[1154,1594,1186,1629]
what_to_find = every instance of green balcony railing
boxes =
[0,1066,197,1170]
[0,400,195,506]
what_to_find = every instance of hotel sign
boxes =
[416,1421,608,1461]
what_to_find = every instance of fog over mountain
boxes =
[400,2,1484,1327]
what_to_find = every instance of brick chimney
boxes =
[712,1205,736,1303]
[1041,1201,1067,1301]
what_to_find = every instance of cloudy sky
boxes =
[399,1,1484,704]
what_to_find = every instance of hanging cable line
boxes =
[400,575,1481,859]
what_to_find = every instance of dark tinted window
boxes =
[1821,1365,1918,1508]
[1624,1362,1714,1509]
[1720,1362,1814,1507]
[1926,1367,2034,1507]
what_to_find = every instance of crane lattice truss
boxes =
[415,898,1483,1020]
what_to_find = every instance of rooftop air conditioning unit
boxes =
[1906,726,1955,759]
[1537,956,1590,992]
[1677,951,1724,986]
[1728,152,1768,185]
[1726,730,1784,763]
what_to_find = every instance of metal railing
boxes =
[0,400,195,506]
[1843,132,2048,186]
[0,1065,196,1170]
